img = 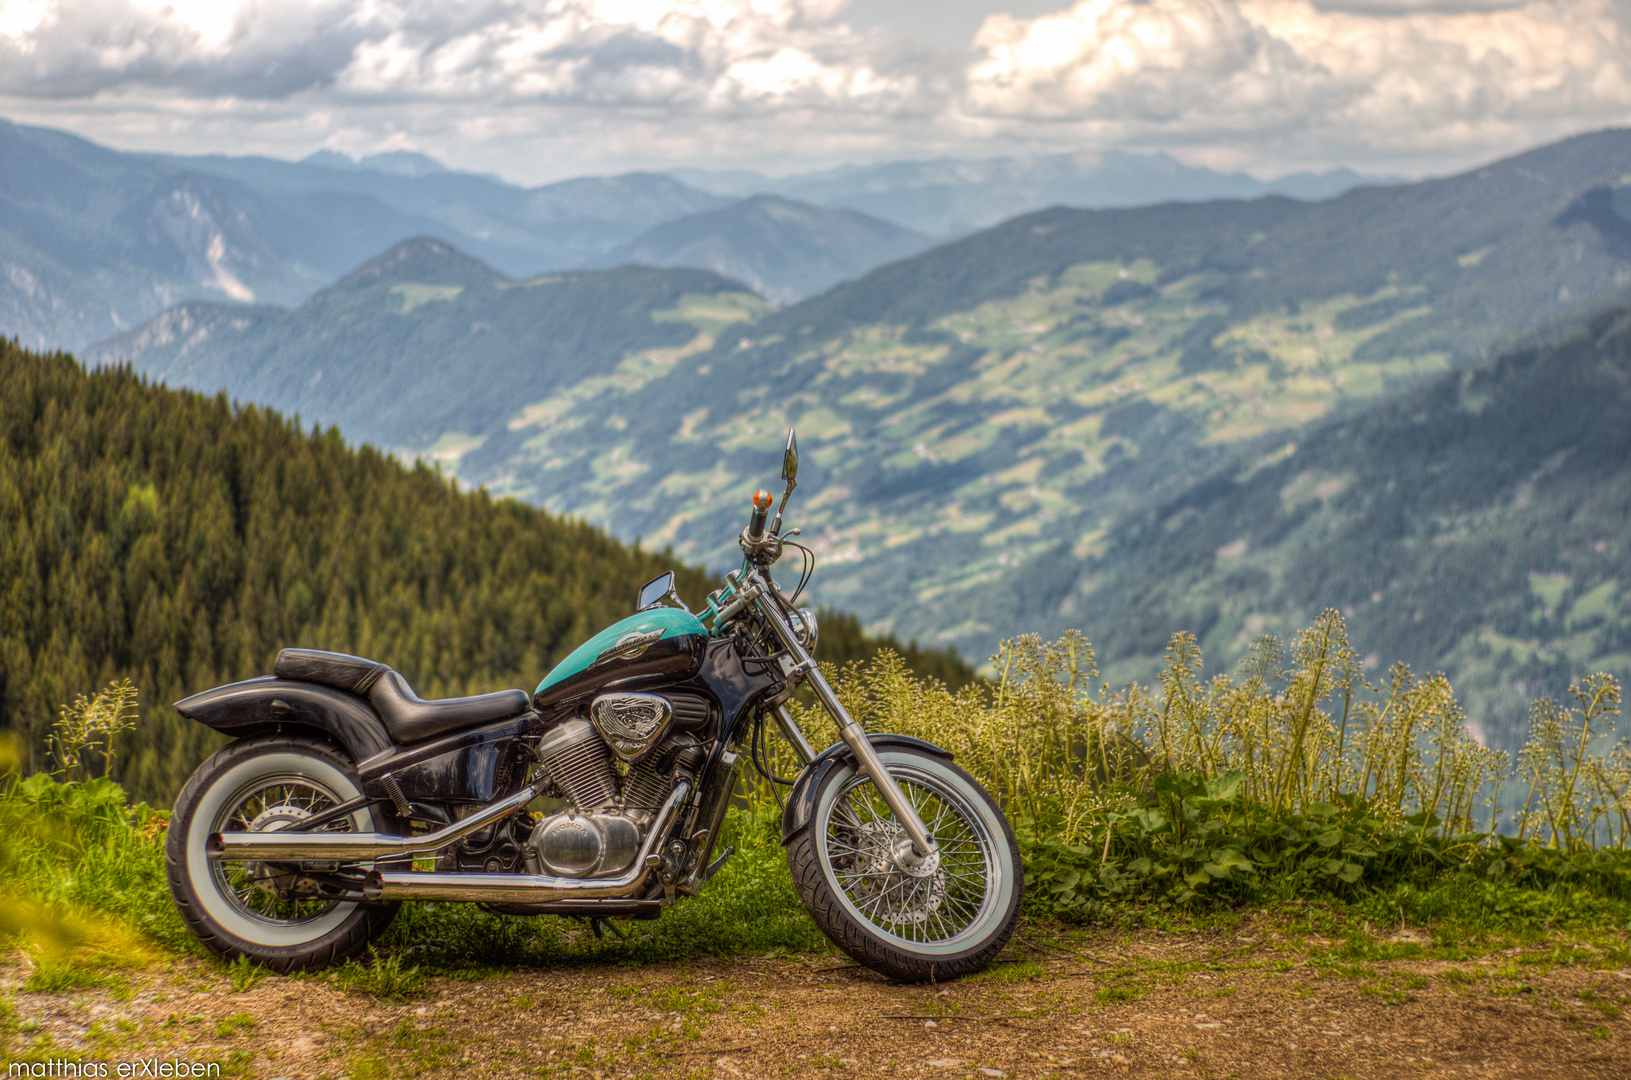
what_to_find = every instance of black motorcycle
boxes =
[165,432,1022,981]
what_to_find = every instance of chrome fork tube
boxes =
[749,582,936,857]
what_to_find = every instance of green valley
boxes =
[91,128,1631,749]
[87,238,772,456]
[1004,291,1631,745]
[457,131,1631,668]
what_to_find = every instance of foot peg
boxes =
[700,845,734,884]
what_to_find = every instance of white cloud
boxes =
[963,0,1631,162]
[0,0,929,113]
[1311,1,1525,10]
[0,0,51,39]
[1,0,1630,178]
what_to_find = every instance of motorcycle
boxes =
[164,431,1022,982]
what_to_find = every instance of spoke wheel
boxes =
[210,775,350,926]
[787,748,1022,982]
[825,769,995,944]
[165,733,400,972]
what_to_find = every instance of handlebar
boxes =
[747,490,773,540]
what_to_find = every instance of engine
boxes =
[522,696,708,879]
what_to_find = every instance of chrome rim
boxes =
[208,774,356,926]
[821,765,999,946]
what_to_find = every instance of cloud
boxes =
[0,0,374,97]
[962,0,1631,161]
[0,0,933,113]
[1,0,1630,178]
[1311,1,1525,11]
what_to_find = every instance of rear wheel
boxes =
[164,733,399,972]
[786,748,1022,982]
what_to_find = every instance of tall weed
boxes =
[7,615,1629,973]
[776,610,1631,916]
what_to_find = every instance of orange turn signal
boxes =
[752,490,774,510]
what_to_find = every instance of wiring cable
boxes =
[782,540,816,605]
[748,711,795,811]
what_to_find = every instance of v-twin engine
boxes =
[526,705,704,879]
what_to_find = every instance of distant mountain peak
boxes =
[301,148,450,178]
[612,195,929,302]
[359,151,449,178]
[665,150,1400,236]
[337,237,503,290]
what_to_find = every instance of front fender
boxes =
[779,734,953,845]
[175,676,392,763]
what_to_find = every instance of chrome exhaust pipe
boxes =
[362,781,690,903]
[207,782,543,863]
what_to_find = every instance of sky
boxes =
[2,0,1630,184]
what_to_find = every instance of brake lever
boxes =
[738,527,783,563]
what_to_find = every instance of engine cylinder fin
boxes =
[537,719,617,811]
[622,760,672,822]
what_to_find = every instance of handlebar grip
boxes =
[747,490,773,540]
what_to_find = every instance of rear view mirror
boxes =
[782,429,798,484]
[637,572,687,612]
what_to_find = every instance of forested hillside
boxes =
[445,127,1631,659]
[85,239,767,455]
[1008,291,1631,744]
[0,342,965,804]
[83,129,1631,732]
[605,195,931,303]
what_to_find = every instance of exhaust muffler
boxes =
[207,781,543,863]
[362,781,691,903]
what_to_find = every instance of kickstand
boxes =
[589,917,628,942]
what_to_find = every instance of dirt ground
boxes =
[5,916,1629,1080]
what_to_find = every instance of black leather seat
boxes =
[366,670,531,744]
[273,648,530,744]
[274,648,390,695]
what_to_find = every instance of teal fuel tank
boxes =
[533,607,709,711]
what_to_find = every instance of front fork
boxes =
[749,590,938,858]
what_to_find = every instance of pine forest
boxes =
[0,340,720,801]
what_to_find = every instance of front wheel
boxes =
[786,748,1022,982]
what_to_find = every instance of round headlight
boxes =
[788,607,818,652]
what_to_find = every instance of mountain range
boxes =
[670,151,1392,238]
[85,239,763,451]
[86,126,1631,745]
[603,195,931,304]
[1027,289,1631,743]
[0,117,731,350]
[1,117,1385,350]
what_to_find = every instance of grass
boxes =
[21,960,125,995]
[973,959,1047,983]
[214,1013,255,1038]
[2,627,1630,994]
[767,616,1631,923]
[330,948,429,1002]
[225,955,269,993]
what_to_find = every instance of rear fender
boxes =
[175,676,392,764]
[779,734,953,845]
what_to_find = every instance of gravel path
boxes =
[5,920,1628,1079]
